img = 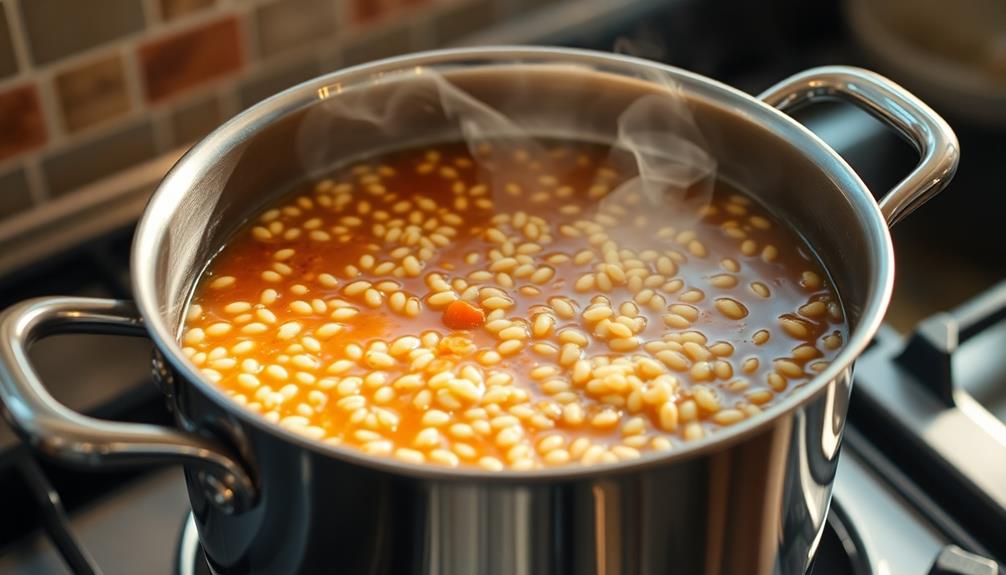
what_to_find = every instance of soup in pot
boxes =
[180,140,846,470]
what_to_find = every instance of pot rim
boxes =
[133,46,893,482]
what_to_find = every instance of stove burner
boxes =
[176,513,211,575]
[812,501,873,575]
[174,501,874,575]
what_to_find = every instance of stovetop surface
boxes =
[0,0,1004,573]
[0,425,967,575]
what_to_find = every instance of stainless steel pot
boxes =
[0,48,957,575]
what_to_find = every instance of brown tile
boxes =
[138,17,243,103]
[160,0,216,21]
[0,85,46,162]
[54,54,131,133]
[254,0,337,59]
[0,167,34,218]
[433,0,497,45]
[351,0,395,26]
[19,0,145,66]
[342,22,413,66]
[0,9,19,79]
[42,121,156,196]
[239,57,319,108]
[170,93,222,145]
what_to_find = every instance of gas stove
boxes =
[0,0,1004,573]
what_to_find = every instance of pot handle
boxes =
[759,66,959,226]
[0,296,255,514]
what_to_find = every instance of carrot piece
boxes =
[442,300,485,330]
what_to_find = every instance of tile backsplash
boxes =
[0,0,565,221]
[138,16,244,102]
[54,53,131,132]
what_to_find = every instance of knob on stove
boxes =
[928,545,999,575]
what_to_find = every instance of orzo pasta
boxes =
[181,140,846,470]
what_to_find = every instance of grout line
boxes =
[28,107,176,162]
[146,69,245,113]
[330,0,345,30]
[33,67,64,147]
[151,108,175,153]
[143,1,239,36]
[155,76,232,111]
[254,43,324,75]
[237,3,259,65]
[218,80,242,118]
[0,153,24,174]
[335,0,351,36]
[23,155,48,203]
[0,73,24,92]
[121,43,148,115]
[3,0,33,74]
[213,84,233,121]
[139,0,160,26]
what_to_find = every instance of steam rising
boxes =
[602,86,717,217]
[297,61,716,225]
[297,72,545,173]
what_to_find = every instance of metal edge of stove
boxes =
[822,496,873,575]
[850,323,1006,567]
[840,424,1004,574]
[857,325,1006,514]
[838,425,957,573]
[176,513,204,575]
